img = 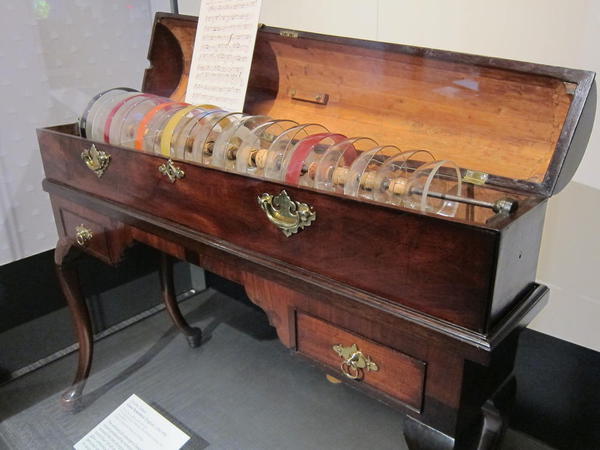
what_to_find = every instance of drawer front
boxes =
[61,209,112,263]
[296,313,426,411]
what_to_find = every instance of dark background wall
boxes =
[0,245,202,380]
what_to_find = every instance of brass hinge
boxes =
[463,170,489,185]
[280,30,299,39]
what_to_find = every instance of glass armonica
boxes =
[86,90,139,142]
[108,94,167,147]
[196,112,247,166]
[262,123,329,181]
[211,115,272,171]
[234,119,299,176]
[186,111,233,163]
[280,132,347,187]
[313,137,377,194]
[140,103,189,153]
[79,87,137,140]
[169,108,223,160]
[79,88,516,221]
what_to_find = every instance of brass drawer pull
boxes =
[257,190,315,237]
[158,159,185,183]
[75,225,93,246]
[81,144,110,178]
[332,343,379,381]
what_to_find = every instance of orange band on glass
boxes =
[103,93,150,144]
[134,102,184,150]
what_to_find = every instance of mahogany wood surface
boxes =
[143,16,196,100]
[60,209,111,264]
[43,183,549,449]
[49,195,129,265]
[54,237,93,411]
[42,172,549,355]
[296,312,426,411]
[38,127,546,333]
[159,253,203,347]
[144,13,595,197]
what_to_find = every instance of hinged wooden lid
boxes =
[143,13,596,197]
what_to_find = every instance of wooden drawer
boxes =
[60,207,113,264]
[296,313,426,411]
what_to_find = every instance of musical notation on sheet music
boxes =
[186,0,262,111]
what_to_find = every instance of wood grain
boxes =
[50,195,130,265]
[142,14,595,198]
[297,313,426,411]
[39,129,512,331]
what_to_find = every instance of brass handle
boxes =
[332,344,379,381]
[158,159,185,183]
[75,225,93,246]
[81,144,110,178]
[257,190,316,237]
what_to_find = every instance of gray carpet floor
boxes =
[0,289,552,449]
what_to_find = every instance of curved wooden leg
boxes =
[404,416,456,450]
[55,238,93,411]
[475,376,515,450]
[404,376,515,450]
[476,401,503,450]
[404,407,505,450]
[159,253,202,347]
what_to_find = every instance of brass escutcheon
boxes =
[332,343,379,381]
[81,144,110,178]
[158,159,185,183]
[257,190,315,237]
[75,225,93,246]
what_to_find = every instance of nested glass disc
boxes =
[262,124,329,181]
[197,112,246,166]
[186,111,233,163]
[116,96,169,148]
[343,145,401,199]
[314,137,378,194]
[404,160,462,217]
[211,115,272,171]
[171,108,223,161]
[371,150,436,206]
[89,91,139,142]
[168,107,220,160]
[107,94,164,146]
[282,133,347,187]
[142,103,189,153]
[235,120,299,176]
[80,87,136,139]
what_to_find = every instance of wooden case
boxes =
[40,13,595,333]
[37,12,596,450]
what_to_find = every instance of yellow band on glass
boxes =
[160,105,203,157]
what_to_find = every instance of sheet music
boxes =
[74,395,190,450]
[185,0,263,111]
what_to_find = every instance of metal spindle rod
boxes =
[411,188,518,214]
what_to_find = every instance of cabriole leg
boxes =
[159,252,202,347]
[55,238,93,411]
[475,376,516,450]
[404,377,515,450]
[404,416,456,450]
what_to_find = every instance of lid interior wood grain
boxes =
[143,13,595,196]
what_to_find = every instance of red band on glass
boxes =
[103,94,154,144]
[285,133,347,184]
